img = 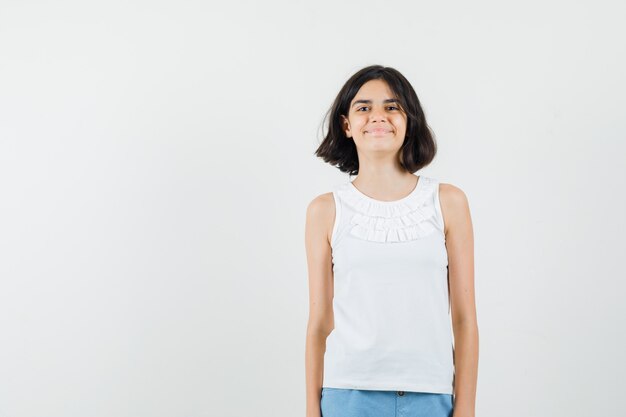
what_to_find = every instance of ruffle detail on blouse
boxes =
[336,177,438,243]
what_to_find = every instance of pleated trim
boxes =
[336,176,438,243]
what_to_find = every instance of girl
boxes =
[304,65,478,417]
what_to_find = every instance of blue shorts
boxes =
[320,388,454,417]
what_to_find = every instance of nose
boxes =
[369,106,387,122]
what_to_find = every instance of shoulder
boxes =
[305,192,336,242]
[306,192,335,217]
[438,182,469,207]
[437,182,471,235]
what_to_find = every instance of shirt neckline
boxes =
[348,175,423,205]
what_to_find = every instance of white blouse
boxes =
[322,174,455,395]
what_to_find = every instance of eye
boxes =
[355,105,401,112]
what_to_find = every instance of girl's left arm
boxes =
[440,183,479,417]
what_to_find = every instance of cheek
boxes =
[351,118,368,129]
[393,117,407,130]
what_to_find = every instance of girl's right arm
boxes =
[304,193,335,417]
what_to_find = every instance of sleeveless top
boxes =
[322,174,455,395]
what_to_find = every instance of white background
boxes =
[1,1,625,416]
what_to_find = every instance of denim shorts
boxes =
[320,387,454,417]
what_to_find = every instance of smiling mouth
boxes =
[365,128,392,134]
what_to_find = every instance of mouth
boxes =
[365,128,392,135]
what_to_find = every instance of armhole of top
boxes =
[434,181,446,239]
[330,191,341,249]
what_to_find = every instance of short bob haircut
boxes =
[315,65,437,176]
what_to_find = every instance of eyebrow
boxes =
[352,98,399,107]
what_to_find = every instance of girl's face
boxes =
[342,79,407,154]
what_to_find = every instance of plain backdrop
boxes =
[1,1,625,416]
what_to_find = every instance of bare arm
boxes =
[440,183,479,417]
[304,193,335,417]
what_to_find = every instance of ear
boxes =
[341,115,352,138]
